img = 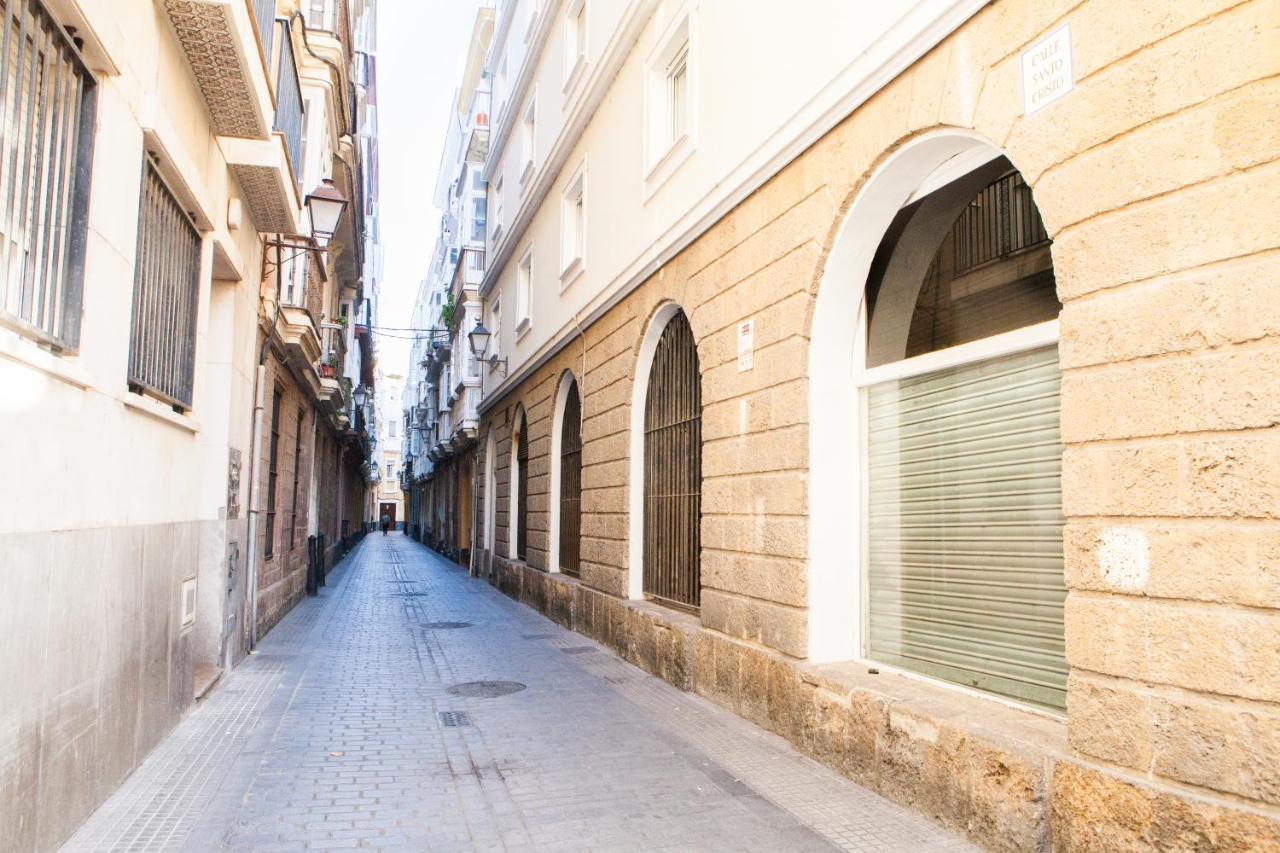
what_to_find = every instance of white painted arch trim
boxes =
[548,369,579,574]
[626,301,685,600]
[483,427,497,551]
[807,129,1015,664]
[508,404,527,561]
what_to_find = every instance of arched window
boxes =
[559,379,582,576]
[642,310,701,611]
[516,415,529,562]
[861,156,1065,709]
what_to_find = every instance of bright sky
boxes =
[375,0,484,377]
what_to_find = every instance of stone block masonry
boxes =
[472,0,1280,847]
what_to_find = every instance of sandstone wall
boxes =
[475,0,1280,847]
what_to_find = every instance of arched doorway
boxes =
[630,306,701,611]
[810,133,1066,710]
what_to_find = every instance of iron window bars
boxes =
[516,419,528,562]
[0,0,97,350]
[127,157,201,410]
[643,310,702,611]
[559,381,582,576]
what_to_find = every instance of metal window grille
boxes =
[252,0,275,60]
[266,389,282,558]
[643,310,701,610]
[274,20,304,188]
[516,419,528,562]
[952,171,1049,276]
[559,381,582,576]
[0,0,96,349]
[127,158,201,410]
[289,408,303,550]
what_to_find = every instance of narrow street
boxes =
[62,536,972,853]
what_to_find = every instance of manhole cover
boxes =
[437,711,471,727]
[521,633,554,640]
[560,646,596,655]
[424,621,472,630]
[447,681,527,699]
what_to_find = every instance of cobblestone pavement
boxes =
[63,535,975,852]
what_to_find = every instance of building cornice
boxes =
[478,0,989,414]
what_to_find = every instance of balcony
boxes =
[161,0,275,140]
[317,323,348,414]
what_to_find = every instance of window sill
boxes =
[519,159,535,192]
[559,256,584,290]
[122,392,200,434]
[562,53,587,98]
[515,317,531,341]
[0,330,90,390]
[643,132,694,200]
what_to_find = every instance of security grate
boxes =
[516,417,528,561]
[643,310,702,611]
[0,0,97,350]
[559,379,582,576]
[127,158,201,410]
[436,711,470,727]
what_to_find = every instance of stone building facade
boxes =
[467,0,1280,849]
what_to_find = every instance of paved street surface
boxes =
[63,536,974,852]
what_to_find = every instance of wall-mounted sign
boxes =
[737,319,754,372]
[1022,25,1074,115]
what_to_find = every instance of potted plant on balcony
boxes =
[319,353,337,379]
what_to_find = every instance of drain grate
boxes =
[521,633,555,640]
[437,711,471,727]
[560,646,596,655]
[423,621,472,630]
[447,681,527,699]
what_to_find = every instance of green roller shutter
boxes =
[866,345,1067,710]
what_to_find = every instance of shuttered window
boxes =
[559,381,582,576]
[867,346,1066,709]
[643,310,701,611]
[128,158,202,410]
[516,419,528,562]
[0,0,96,350]
[863,160,1065,710]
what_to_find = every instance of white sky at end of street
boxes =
[375,0,484,379]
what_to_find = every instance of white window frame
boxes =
[560,162,586,288]
[491,173,505,246]
[519,95,537,188]
[643,6,695,197]
[515,248,532,338]
[562,0,588,97]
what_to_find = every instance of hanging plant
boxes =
[440,294,456,329]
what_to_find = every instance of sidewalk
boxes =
[62,535,973,852]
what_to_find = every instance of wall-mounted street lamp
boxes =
[305,178,349,244]
[467,320,507,377]
[352,384,369,409]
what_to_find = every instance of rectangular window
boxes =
[489,298,501,359]
[515,250,532,331]
[386,462,394,478]
[266,389,282,558]
[561,167,585,282]
[519,98,536,183]
[0,0,97,351]
[289,408,303,549]
[492,174,504,242]
[306,0,333,32]
[128,158,202,410]
[564,0,587,87]
[667,46,688,144]
[389,419,397,438]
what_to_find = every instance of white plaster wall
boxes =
[482,0,984,389]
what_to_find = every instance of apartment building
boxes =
[373,368,404,527]
[402,6,495,563]
[402,0,1280,848]
[0,1,379,848]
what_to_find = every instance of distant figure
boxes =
[381,513,390,536]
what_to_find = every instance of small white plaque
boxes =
[1021,25,1074,115]
[737,320,754,372]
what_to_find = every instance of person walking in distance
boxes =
[381,512,390,536]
